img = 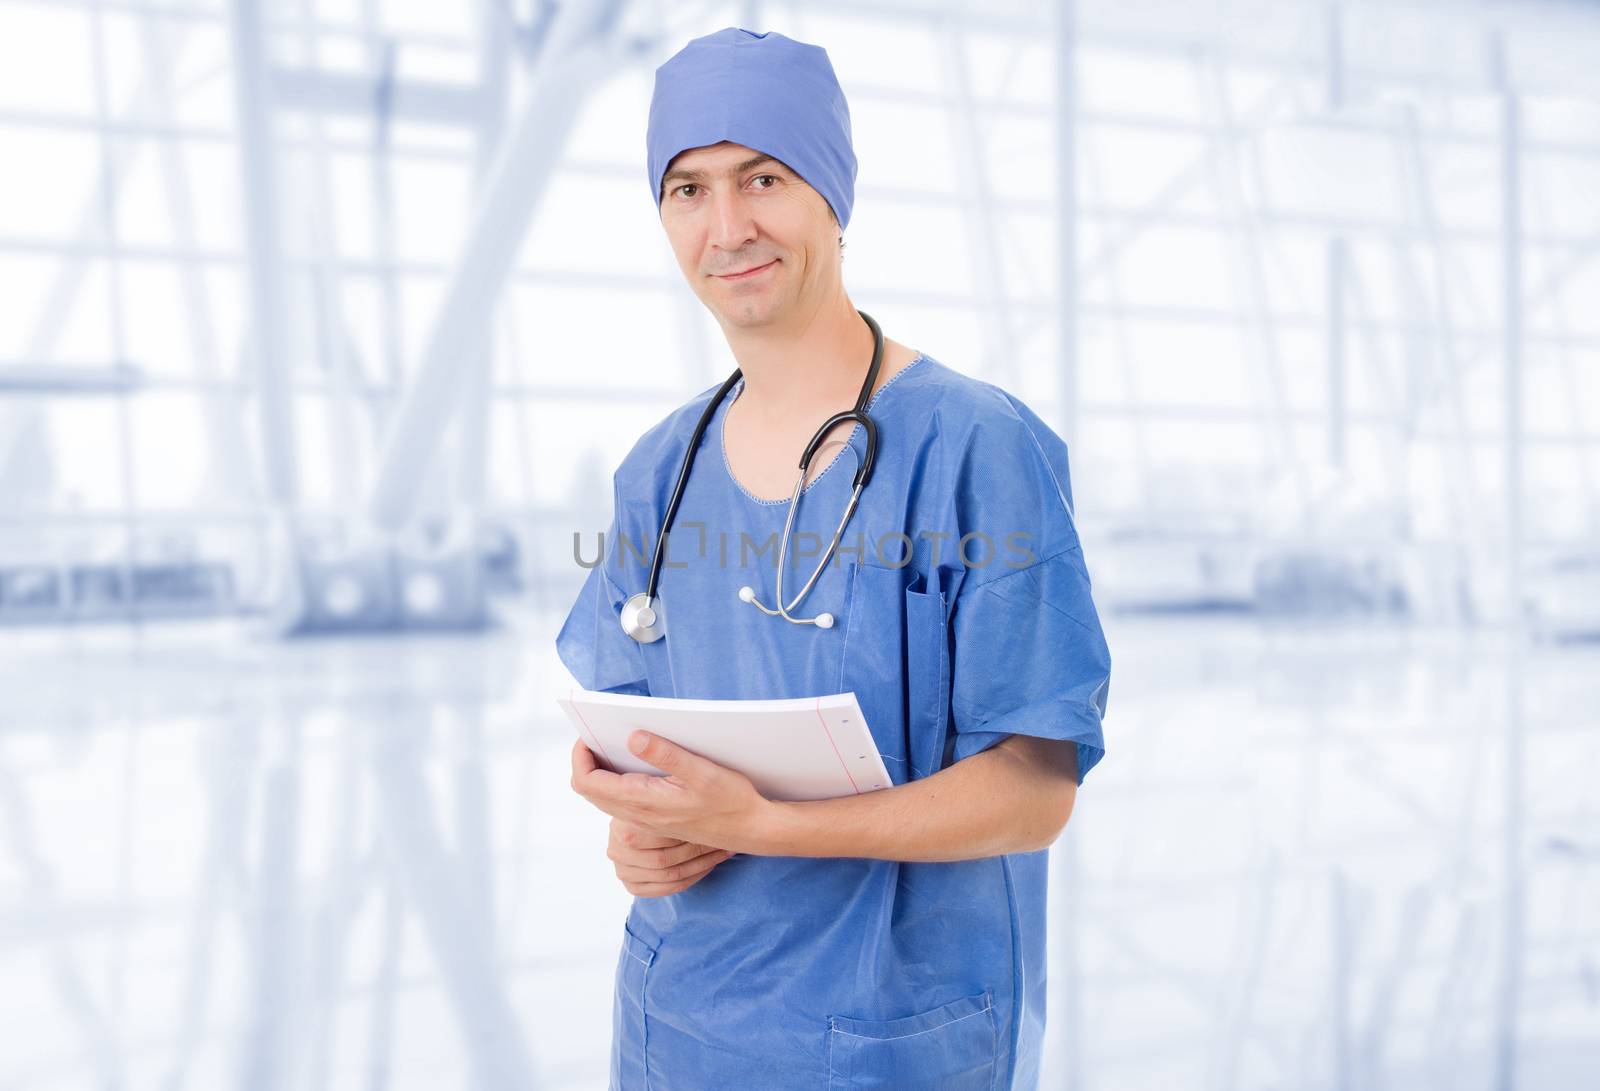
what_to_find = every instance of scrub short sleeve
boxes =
[947,546,1110,784]
[554,520,651,697]
[944,394,1110,785]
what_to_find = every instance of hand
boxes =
[570,731,773,854]
[607,817,733,898]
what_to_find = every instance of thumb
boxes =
[629,730,706,782]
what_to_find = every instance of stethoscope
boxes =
[620,310,884,644]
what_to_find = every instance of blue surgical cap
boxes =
[647,27,858,231]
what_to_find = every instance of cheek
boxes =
[660,220,698,264]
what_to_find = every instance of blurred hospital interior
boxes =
[0,0,1597,1088]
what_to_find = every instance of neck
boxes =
[721,294,877,419]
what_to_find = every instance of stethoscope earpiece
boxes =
[737,584,834,629]
[621,311,885,643]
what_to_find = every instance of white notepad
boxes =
[555,688,893,801]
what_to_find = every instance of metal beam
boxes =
[368,0,634,530]
[1492,27,1526,1091]
[269,66,487,125]
[138,8,263,511]
[939,17,1021,391]
[453,0,516,516]
[0,363,142,392]
[1045,4,1084,1086]
[1326,6,1349,470]
[228,0,299,507]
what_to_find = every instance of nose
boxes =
[706,187,758,256]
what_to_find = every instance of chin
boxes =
[713,296,784,328]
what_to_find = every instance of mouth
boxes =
[714,259,778,281]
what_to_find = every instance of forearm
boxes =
[750,735,1078,862]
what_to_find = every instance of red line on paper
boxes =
[815,696,861,795]
[570,688,618,770]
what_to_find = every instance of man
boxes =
[555,26,1111,1091]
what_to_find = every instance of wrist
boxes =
[747,797,799,856]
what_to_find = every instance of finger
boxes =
[626,865,723,898]
[609,834,709,867]
[612,821,683,852]
[573,761,644,806]
[569,729,604,780]
[626,881,685,898]
[615,849,729,889]
[614,847,731,886]
[641,839,723,869]
[571,739,597,776]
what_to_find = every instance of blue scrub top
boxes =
[556,352,1111,1090]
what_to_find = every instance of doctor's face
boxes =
[657,141,841,330]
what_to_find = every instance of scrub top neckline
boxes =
[719,351,928,506]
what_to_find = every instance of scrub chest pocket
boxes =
[827,990,999,1090]
[838,561,951,783]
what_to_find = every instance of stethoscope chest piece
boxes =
[620,591,665,643]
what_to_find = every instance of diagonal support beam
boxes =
[368,1,633,531]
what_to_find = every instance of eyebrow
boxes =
[661,153,782,190]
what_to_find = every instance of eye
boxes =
[751,174,778,189]
[674,183,699,199]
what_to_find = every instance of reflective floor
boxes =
[1,609,1596,1089]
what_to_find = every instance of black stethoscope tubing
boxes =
[620,309,884,643]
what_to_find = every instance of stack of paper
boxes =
[555,689,892,802]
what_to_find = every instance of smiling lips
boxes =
[716,259,777,280]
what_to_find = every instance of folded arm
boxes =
[570,730,1079,863]
[754,733,1078,861]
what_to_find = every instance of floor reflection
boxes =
[0,612,1595,1089]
